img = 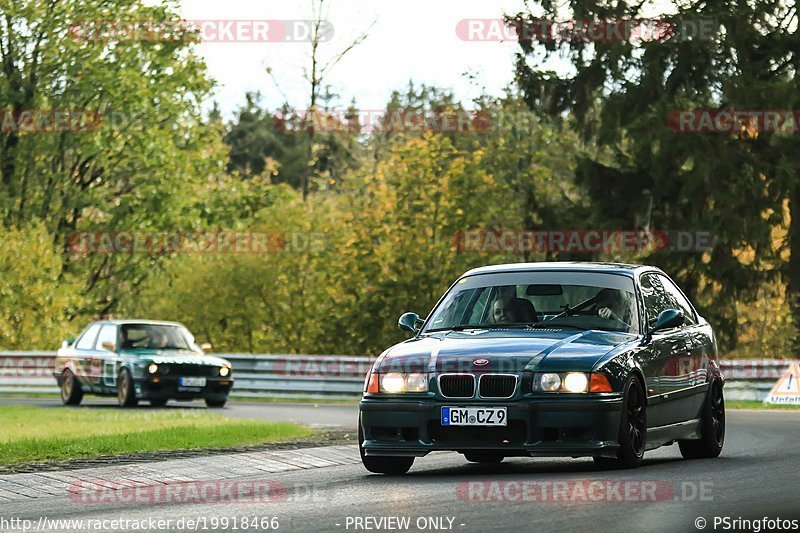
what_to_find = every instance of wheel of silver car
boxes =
[679,379,725,459]
[60,369,83,406]
[594,375,645,469]
[359,425,414,475]
[117,368,138,407]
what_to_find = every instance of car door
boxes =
[638,272,694,427]
[657,274,709,422]
[93,324,120,391]
[73,323,102,390]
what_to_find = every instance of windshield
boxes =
[120,324,198,351]
[424,271,639,334]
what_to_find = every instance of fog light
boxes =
[381,373,406,393]
[564,372,589,393]
[540,373,561,392]
[147,363,158,374]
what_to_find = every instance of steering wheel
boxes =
[552,297,595,320]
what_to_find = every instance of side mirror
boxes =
[651,309,684,333]
[200,342,212,353]
[398,312,424,333]
[61,338,74,349]
[101,341,117,352]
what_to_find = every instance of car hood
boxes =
[123,350,230,367]
[376,329,639,374]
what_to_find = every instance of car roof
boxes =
[461,261,660,278]
[90,319,187,327]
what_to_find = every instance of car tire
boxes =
[60,369,83,406]
[679,379,725,459]
[205,398,227,408]
[117,368,138,407]
[464,452,504,464]
[358,425,414,475]
[594,375,646,470]
[149,399,168,407]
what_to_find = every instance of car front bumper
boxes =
[360,395,624,458]
[135,376,233,400]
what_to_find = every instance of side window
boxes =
[640,274,672,326]
[95,325,118,352]
[75,324,101,350]
[658,275,697,325]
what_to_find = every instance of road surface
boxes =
[0,409,798,532]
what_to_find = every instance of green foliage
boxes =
[3,1,793,356]
[0,0,224,320]
[0,224,83,349]
[511,0,800,350]
[224,92,362,193]
[125,107,583,355]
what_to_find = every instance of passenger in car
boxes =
[492,296,537,324]
[491,296,518,324]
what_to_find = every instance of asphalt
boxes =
[0,408,798,532]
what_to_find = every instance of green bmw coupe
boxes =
[359,262,725,474]
[54,320,233,408]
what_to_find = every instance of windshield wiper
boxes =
[427,323,536,332]
[426,324,489,332]
[527,323,591,331]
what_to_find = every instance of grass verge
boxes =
[0,392,357,404]
[0,406,312,464]
[726,400,800,410]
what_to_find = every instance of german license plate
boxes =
[441,406,507,426]
[179,377,206,387]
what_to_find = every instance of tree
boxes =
[0,0,224,316]
[224,93,361,192]
[0,224,83,349]
[292,0,372,198]
[512,0,799,349]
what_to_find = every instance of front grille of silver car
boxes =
[438,374,476,398]
[478,374,517,398]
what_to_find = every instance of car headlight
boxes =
[405,373,428,392]
[563,372,589,393]
[147,363,158,374]
[539,372,561,391]
[219,366,231,377]
[377,372,428,394]
[534,372,605,393]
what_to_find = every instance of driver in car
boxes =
[149,330,169,349]
[595,288,630,326]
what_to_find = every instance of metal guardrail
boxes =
[0,352,796,400]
